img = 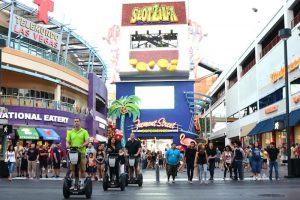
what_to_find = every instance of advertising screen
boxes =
[135,86,175,109]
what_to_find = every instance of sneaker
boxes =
[276,178,280,181]
[45,175,48,178]
[39,175,42,178]
[172,180,175,183]
[257,176,261,181]
[189,181,192,184]
[209,178,213,181]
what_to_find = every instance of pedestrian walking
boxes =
[165,143,181,183]
[20,143,29,177]
[14,141,23,177]
[27,143,39,179]
[222,145,233,179]
[262,148,268,178]
[194,144,208,184]
[38,145,49,178]
[52,143,61,178]
[206,143,217,180]
[5,145,16,181]
[232,140,245,181]
[96,144,105,181]
[184,141,197,183]
[266,142,280,180]
[251,142,262,180]
[216,147,221,168]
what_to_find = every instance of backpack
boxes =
[235,148,243,160]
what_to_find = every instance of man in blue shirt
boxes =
[165,143,181,183]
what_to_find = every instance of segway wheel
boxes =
[120,174,126,191]
[137,174,143,187]
[63,179,70,199]
[85,178,93,199]
[125,173,129,186]
[103,175,109,191]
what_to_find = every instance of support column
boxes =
[56,27,64,63]
[7,0,15,47]
[54,84,61,102]
[64,31,71,66]
[255,44,262,62]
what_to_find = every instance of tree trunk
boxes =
[120,114,126,147]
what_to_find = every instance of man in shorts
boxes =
[66,118,90,184]
[125,133,141,178]
[53,143,62,178]
[38,145,49,178]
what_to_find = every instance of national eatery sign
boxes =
[122,1,187,26]
[12,14,61,50]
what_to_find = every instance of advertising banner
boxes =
[12,14,61,51]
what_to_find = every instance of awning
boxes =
[17,127,39,140]
[249,114,285,136]
[240,123,256,137]
[96,134,108,143]
[36,128,60,141]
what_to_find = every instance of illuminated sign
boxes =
[0,112,69,123]
[265,105,278,114]
[33,0,54,24]
[132,118,178,133]
[130,4,178,24]
[270,57,300,83]
[12,14,61,50]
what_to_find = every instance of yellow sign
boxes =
[130,4,178,24]
[265,105,278,114]
[270,57,300,83]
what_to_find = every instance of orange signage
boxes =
[265,105,278,114]
[293,95,300,104]
[270,57,300,83]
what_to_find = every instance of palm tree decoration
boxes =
[108,95,141,147]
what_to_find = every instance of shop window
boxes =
[1,87,6,95]
[30,90,35,98]
[12,88,18,96]
[6,88,13,95]
[96,96,106,113]
[240,102,258,118]
[36,91,41,98]
[259,87,284,109]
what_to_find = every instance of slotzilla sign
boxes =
[12,14,61,50]
[0,112,69,123]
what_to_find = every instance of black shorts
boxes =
[88,166,97,173]
[53,160,61,169]
[39,160,48,169]
[263,159,267,163]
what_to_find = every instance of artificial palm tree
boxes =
[108,95,141,147]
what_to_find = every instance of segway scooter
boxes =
[63,147,92,199]
[126,155,143,187]
[103,153,126,191]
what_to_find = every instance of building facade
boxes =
[203,0,300,149]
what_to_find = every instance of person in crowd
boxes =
[291,144,296,159]
[158,151,164,169]
[146,150,153,169]
[27,143,39,179]
[14,141,23,177]
[165,143,181,183]
[222,145,233,179]
[251,142,262,180]
[86,142,96,156]
[206,143,217,180]
[57,143,65,162]
[20,143,29,177]
[163,148,168,169]
[266,142,280,180]
[215,147,221,168]
[87,152,97,180]
[185,141,197,183]
[38,144,49,178]
[6,145,16,181]
[178,150,185,172]
[194,144,208,184]
[125,133,142,178]
[96,144,105,181]
[296,143,300,158]
[52,143,61,178]
[151,151,157,169]
[244,146,251,172]
[232,140,245,181]
[141,149,147,170]
[262,148,268,178]
[48,144,54,175]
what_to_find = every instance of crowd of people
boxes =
[5,141,65,181]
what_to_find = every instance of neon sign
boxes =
[130,4,178,24]
[134,118,177,129]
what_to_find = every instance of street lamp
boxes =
[278,28,292,177]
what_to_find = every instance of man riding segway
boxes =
[63,118,92,199]
[125,133,143,187]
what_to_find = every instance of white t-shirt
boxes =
[86,147,96,156]
[6,151,16,163]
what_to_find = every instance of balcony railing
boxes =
[291,12,300,28]
[0,95,88,115]
[260,35,281,59]
[241,58,256,77]
[0,34,86,77]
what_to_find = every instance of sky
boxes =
[17,0,284,74]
